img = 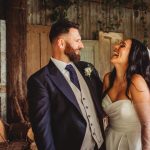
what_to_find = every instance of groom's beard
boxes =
[64,42,80,62]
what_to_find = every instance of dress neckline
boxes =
[106,94,131,104]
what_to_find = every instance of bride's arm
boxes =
[130,74,150,150]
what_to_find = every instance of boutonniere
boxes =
[84,64,94,77]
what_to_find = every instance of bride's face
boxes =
[111,39,132,66]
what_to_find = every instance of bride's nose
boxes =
[113,44,119,51]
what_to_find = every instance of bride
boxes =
[102,39,150,150]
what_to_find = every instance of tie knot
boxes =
[65,64,75,73]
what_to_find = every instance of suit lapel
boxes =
[47,60,82,114]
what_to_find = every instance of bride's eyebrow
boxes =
[120,41,126,45]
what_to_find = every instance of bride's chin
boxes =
[110,58,116,64]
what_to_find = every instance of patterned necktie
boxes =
[65,64,80,90]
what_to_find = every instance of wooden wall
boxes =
[2,0,149,122]
[27,25,52,78]
[0,0,6,19]
[0,20,6,120]
[27,0,150,46]
[6,0,28,123]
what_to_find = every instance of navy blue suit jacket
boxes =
[27,60,106,150]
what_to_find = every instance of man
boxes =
[27,19,106,150]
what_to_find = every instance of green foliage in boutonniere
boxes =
[84,64,94,78]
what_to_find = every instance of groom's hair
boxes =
[49,19,79,43]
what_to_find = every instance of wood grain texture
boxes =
[27,0,150,46]
[6,0,28,123]
[27,25,52,78]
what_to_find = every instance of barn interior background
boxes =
[0,0,150,148]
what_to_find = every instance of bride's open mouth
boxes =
[113,51,119,57]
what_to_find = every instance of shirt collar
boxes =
[51,57,74,73]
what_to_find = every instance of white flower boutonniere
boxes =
[84,65,94,77]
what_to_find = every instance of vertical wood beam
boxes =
[6,0,28,123]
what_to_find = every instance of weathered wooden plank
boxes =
[0,20,6,121]
[99,31,123,79]
[27,25,51,78]
[27,0,32,24]
[27,0,150,46]
[40,32,51,68]
[32,0,37,24]
[6,0,28,123]
[27,27,41,78]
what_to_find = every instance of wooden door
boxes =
[27,25,52,78]
[81,40,100,74]
[99,31,123,79]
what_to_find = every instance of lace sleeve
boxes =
[130,74,150,150]
[134,102,150,150]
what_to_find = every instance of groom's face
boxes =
[64,42,80,62]
[64,28,84,62]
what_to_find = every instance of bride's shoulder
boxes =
[130,74,148,91]
[130,74,149,101]
[130,74,150,103]
[103,72,111,90]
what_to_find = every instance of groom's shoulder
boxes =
[27,64,49,83]
[76,61,93,68]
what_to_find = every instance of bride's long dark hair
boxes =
[103,38,150,99]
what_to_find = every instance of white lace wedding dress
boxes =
[102,95,142,150]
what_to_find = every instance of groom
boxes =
[27,19,106,150]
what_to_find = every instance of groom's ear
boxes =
[57,38,65,50]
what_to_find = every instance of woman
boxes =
[102,39,150,150]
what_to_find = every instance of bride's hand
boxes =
[103,115,109,131]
